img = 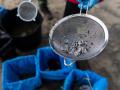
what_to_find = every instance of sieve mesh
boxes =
[18,2,37,21]
[49,15,108,60]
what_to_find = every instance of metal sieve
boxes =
[17,0,38,22]
[49,3,109,66]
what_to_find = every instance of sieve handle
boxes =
[64,57,76,67]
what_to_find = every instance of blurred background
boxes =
[0,0,120,90]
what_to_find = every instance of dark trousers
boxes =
[64,1,86,17]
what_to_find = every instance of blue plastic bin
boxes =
[2,55,41,90]
[63,69,108,90]
[36,46,77,80]
[2,46,108,90]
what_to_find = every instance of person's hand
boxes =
[77,0,102,10]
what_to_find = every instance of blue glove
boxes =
[77,0,101,10]
[0,6,7,17]
[64,69,108,90]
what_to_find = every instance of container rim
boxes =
[17,1,38,22]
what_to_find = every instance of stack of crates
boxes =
[2,47,108,90]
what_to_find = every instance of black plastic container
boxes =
[2,8,43,51]
[0,26,17,61]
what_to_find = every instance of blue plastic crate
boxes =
[2,46,108,90]
[36,46,77,80]
[63,69,108,90]
[2,55,40,90]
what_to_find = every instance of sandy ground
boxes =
[0,0,120,90]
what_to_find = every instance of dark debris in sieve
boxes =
[62,39,91,57]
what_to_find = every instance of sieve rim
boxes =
[17,1,38,22]
[49,14,109,60]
